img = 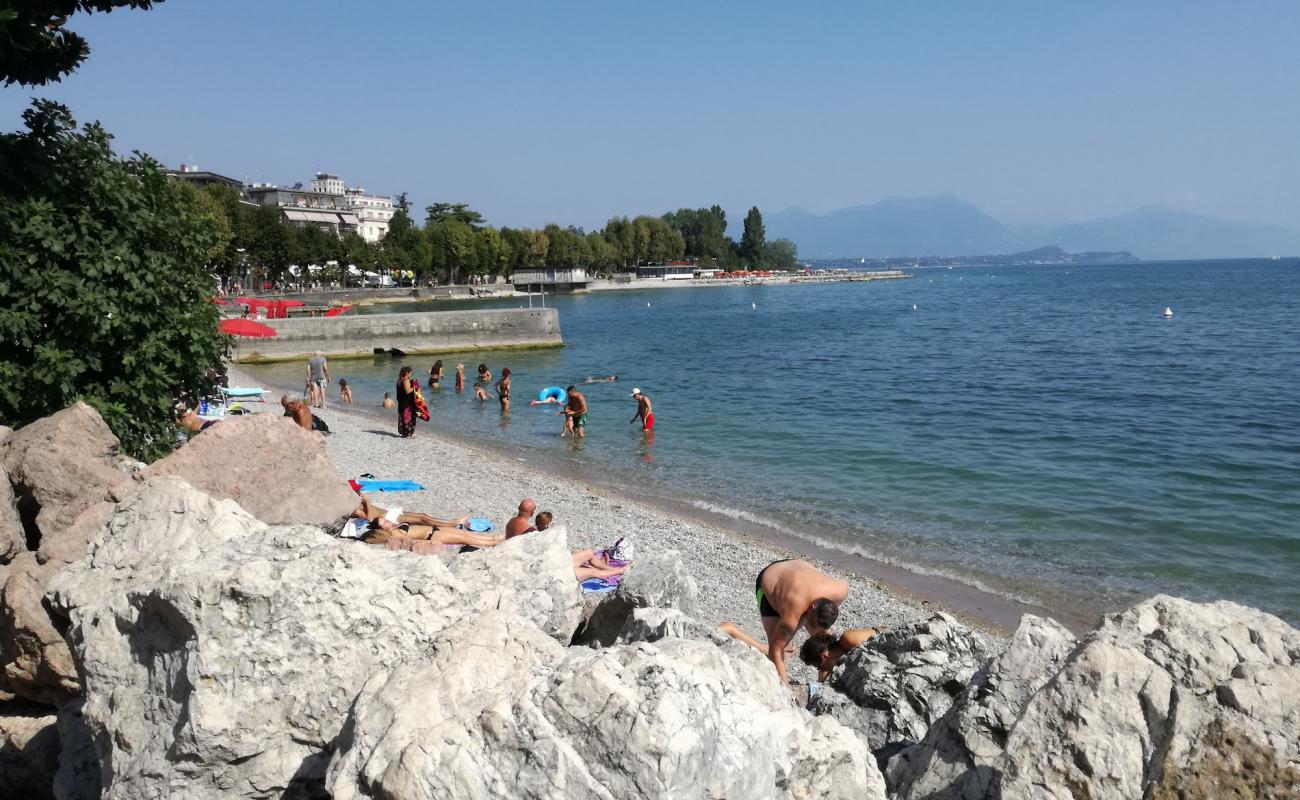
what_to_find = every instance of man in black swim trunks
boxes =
[754,559,848,683]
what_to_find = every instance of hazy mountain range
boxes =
[766,195,1300,261]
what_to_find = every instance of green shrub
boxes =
[0,100,230,459]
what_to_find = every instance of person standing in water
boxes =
[564,385,588,438]
[496,368,512,413]
[428,360,444,389]
[396,366,417,438]
[629,388,654,431]
[454,363,465,393]
[307,351,330,408]
[477,364,492,384]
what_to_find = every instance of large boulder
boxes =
[1,402,131,563]
[0,466,25,562]
[142,411,358,532]
[0,701,61,800]
[1000,595,1300,800]
[0,553,80,706]
[885,615,1077,799]
[47,477,582,799]
[575,549,701,646]
[808,613,991,754]
[327,610,886,800]
[445,526,583,642]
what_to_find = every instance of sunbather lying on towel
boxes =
[364,515,504,549]
[353,495,468,530]
[570,549,629,582]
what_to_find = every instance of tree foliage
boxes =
[740,206,766,265]
[0,1,161,87]
[0,101,228,458]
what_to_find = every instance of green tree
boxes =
[740,206,766,265]
[424,202,485,229]
[0,1,161,87]
[762,238,798,269]
[0,101,228,458]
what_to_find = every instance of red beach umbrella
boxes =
[235,296,269,308]
[219,318,278,338]
[324,304,352,317]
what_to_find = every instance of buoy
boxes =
[646,302,651,307]
[1163,307,1174,318]
[912,304,918,311]
[751,302,757,310]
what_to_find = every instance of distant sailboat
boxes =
[1163,307,1174,318]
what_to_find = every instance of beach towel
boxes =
[355,479,426,492]
[221,387,267,399]
[581,578,619,593]
[339,518,369,540]
[413,385,430,421]
[461,517,494,532]
[383,536,454,556]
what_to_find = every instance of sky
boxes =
[3,0,1298,232]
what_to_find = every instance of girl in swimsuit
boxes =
[496,368,511,412]
[428,360,444,389]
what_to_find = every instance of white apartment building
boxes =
[309,172,395,243]
[345,186,395,243]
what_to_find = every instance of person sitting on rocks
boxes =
[281,395,313,432]
[534,511,553,531]
[754,559,848,683]
[505,498,537,538]
[799,628,888,681]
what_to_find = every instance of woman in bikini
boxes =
[496,367,512,413]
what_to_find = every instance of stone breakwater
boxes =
[0,403,1295,799]
[235,307,563,363]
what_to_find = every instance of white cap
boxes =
[631,388,642,396]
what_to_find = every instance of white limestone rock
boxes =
[47,476,580,799]
[575,549,701,646]
[885,614,1078,799]
[807,612,991,753]
[1000,595,1300,800]
[327,610,886,800]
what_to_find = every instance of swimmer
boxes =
[582,374,618,384]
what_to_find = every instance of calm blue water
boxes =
[249,260,1300,623]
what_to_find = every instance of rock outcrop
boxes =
[0,553,80,706]
[0,466,25,561]
[142,411,359,532]
[1,402,131,564]
[808,613,991,754]
[0,702,61,800]
[575,549,701,646]
[327,610,886,800]
[47,477,582,799]
[1000,596,1300,799]
[886,615,1077,799]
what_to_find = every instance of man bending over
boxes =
[754,559,848,683]
[799,628,888,681]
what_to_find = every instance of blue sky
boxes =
[2,1,1298,232]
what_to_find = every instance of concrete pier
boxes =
[233,308,562,363]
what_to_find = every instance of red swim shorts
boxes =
[643,413,655,431]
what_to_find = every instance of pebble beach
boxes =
[230,366,1006,681]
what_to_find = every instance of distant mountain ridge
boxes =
[767,196,1300,261]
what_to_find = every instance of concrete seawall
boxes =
[233,308,562,362]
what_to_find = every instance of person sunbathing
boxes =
[353,495,469,530]
[366,515,504,549]
[571,548,629,581]
[175,405,217,436]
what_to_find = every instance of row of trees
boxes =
[191,187,800,287]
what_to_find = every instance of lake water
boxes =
[247,259,1300,624]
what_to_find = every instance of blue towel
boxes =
[356,479,426,492]
[221,387,267,397]
[463,517,494,532]
[581,578,618,593]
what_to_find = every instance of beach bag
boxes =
[413,386,430,421]
[603,536,633,563]
[311,413,330,433]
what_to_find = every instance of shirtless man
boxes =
[754,559,848,683]
[280,395,313,432]
[564,386,588,438]
[505,498,537,538]
[629,388,654,431]
[799,628,888,681]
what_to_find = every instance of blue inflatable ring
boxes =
[538,386,568,404]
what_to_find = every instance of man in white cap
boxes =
[629,388,654,431]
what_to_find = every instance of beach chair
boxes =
[220,387,268,403]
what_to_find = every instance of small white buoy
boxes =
[912,304,918,311]
[1163,307,1174,318]
[751,302,757,310]
[646,302,651,307]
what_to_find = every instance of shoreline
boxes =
[231,365,1036,651]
